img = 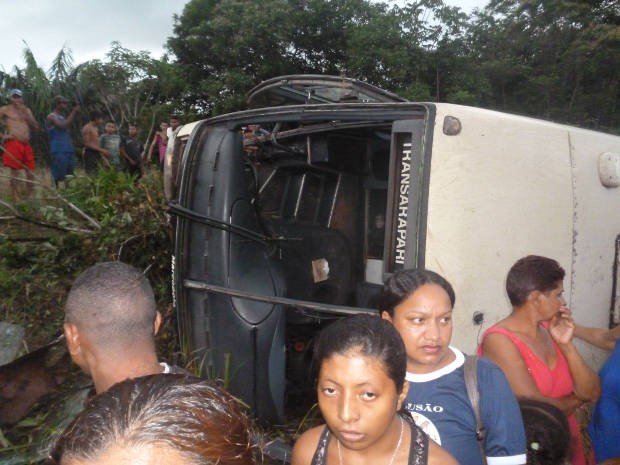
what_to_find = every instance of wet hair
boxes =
[64,261,156,348]
[312,314,407,393]
[506,255,565,307]
[89,110,103,121]
[518,399,570,465]
[49,374,256,465]
[378,268,456,318]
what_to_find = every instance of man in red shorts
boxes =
[0,89,39,201]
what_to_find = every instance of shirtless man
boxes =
[0,89,39,201]
[81,110,110,175]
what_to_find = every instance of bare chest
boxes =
[518,329,558,368]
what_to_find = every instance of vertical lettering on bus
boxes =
[391,136,412,269]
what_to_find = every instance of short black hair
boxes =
[65,261,156,348]
[519,399,570,465]
[89,110,103,121]
[378,268,455,317]
[506,255,565,307]
[312,314,407,393]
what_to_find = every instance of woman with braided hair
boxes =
[518,399,570,465]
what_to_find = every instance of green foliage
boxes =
[168,0,302,115]
[469,0,619,131]
[165,0,618,132]
[1,0,617,133]
[0,168,178,462]
[1,42,187,168]
[71,42,186,146]
[0,167,173,349]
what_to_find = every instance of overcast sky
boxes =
[2,0,188,73]
[2,0,485,73]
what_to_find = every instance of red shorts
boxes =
[3,139,35,170]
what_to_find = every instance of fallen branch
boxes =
[117,232,154,261]
[0,174,101,232]
[0,199,97,234]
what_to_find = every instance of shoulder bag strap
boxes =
[464,354,487,465]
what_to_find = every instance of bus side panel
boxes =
[424,105,573,354]
[569,129,620,367]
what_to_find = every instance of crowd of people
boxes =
[41,253,618,465]
[0,88,180,198]
[3,90,617,465]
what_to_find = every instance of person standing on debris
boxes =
[46,95,80,188]
[99,121,122,170]
[146,121,168,168]
[81,111,109,175]
[0,88,39,202]
[120,123,144,179]
[167,114,181,138]
[63,261,185,394]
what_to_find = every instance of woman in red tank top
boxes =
[478,255,600,465]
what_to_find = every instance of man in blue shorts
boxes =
[46,95,80,187]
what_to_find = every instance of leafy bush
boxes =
[0,166,174,353]
[0,166,179,463]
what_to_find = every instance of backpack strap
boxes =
[464,354,487,465]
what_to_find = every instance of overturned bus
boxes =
[167,75,620,424]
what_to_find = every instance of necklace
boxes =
[337,416,404,465]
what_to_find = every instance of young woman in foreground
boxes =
[292,314,456,465]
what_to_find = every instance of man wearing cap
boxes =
[0,89,39,201]
[47,95,80,188]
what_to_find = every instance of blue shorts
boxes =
[51,151,76,182]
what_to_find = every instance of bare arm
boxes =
[291,426,322,465]
[0,107,7,139]
[119,146,133,165]
[574,324,620,351]
[549,312,601,402]
[47,106,80,129]
[23,107,39,130]
[481,332,584,415]
[145,134,159,163]
[82,126,109,157]
[428,439,459,465]
[557,340,601,401]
